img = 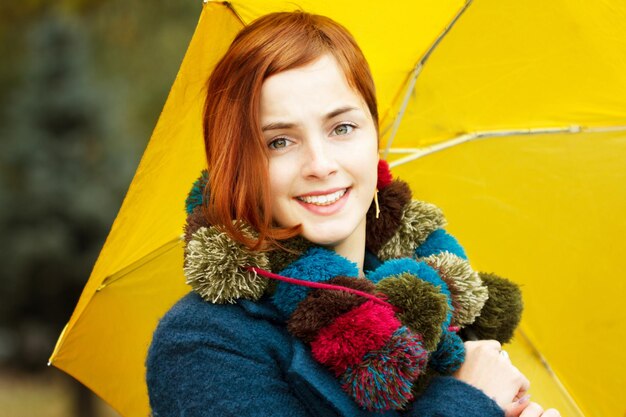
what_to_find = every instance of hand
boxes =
[505,399,561,417]
[453,340,529,408]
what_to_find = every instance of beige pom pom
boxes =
[184,225,269,304]
[377,200,446,261]
[421,252,488,326]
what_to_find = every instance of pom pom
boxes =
[410,367,438,398]
[185,170,208,215]
[414,229,467,260]
[183,206,210,244]
[367,258,453,327]
[378,200,446,261]
[376,273,448,351]
[421,252,488,327]
[461,273,523,344]
[428,330,465,374]
[272,247,358,317]
[366,180,413,254]
[288,276,376,343]
[341,327,428,411]
[311,300,400,375]
[267,236,313,273]
[184,225,269,303]
[377,159,393,189]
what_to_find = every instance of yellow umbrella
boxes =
[49,1,626,416]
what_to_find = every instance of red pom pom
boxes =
[311,301,400,375]
[377,159,393,189]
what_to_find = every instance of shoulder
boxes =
[153,291,261,333]
[148,291,289,361]
[146,292,303,416]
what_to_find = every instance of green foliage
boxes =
[0,1,199,368]
[0,11,129,367]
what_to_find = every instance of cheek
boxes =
[268,175,289,227]
[353,136,379,186]
[268,160,294,208]
[268,165,283,200]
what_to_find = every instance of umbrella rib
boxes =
[517,329,586,417]
[382,0,475,159]
[381,67,421,159]
[204,1,246,26]
[388,124,626,168]
[222,1,246,27]
[96,236,183,291]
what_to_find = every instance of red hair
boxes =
[203,11,378,249]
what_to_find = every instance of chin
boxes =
[300,224,355,247]
[301,232,344,247]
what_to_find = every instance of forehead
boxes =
[259,54,367,122]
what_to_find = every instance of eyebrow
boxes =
[261,106,360,132]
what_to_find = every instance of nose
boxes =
[300,137,338,180]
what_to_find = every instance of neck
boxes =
[325,217,366,277]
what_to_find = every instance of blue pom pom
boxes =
[272,247,358,317]
[429,331,465,374]
[367,258,453,326]
[415,229,467,260]
[185,170,209,214]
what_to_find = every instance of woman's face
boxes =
[260,54,379,253]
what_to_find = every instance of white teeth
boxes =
[298,189,346,206]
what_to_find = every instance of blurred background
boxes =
[0,0,200,415]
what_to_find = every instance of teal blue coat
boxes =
[146,291,504,417]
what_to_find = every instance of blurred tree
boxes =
[0,1,198,415]
[0,9,135,369]
[0,9,139,416]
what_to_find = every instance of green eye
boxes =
[334,124,354,135]
[269,138,288,149]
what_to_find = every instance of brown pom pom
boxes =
[184,206,210,243]
[287,276,376,344]
[366,180,413,254]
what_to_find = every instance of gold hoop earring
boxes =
[374,189,380,219]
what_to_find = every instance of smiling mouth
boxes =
[296,189,347,206]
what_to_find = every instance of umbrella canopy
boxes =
[49,1,626,416]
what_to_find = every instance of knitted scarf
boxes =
[182,160,523,412]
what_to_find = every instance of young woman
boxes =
[146,11,560,417]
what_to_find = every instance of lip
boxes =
[294,187,350,216]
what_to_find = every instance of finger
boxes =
[467,339,501,352]
[503,395,531,417]
[519,402,544,417]
[484,339,502,351]
[510,365,531,394]
[541,409,561,417]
